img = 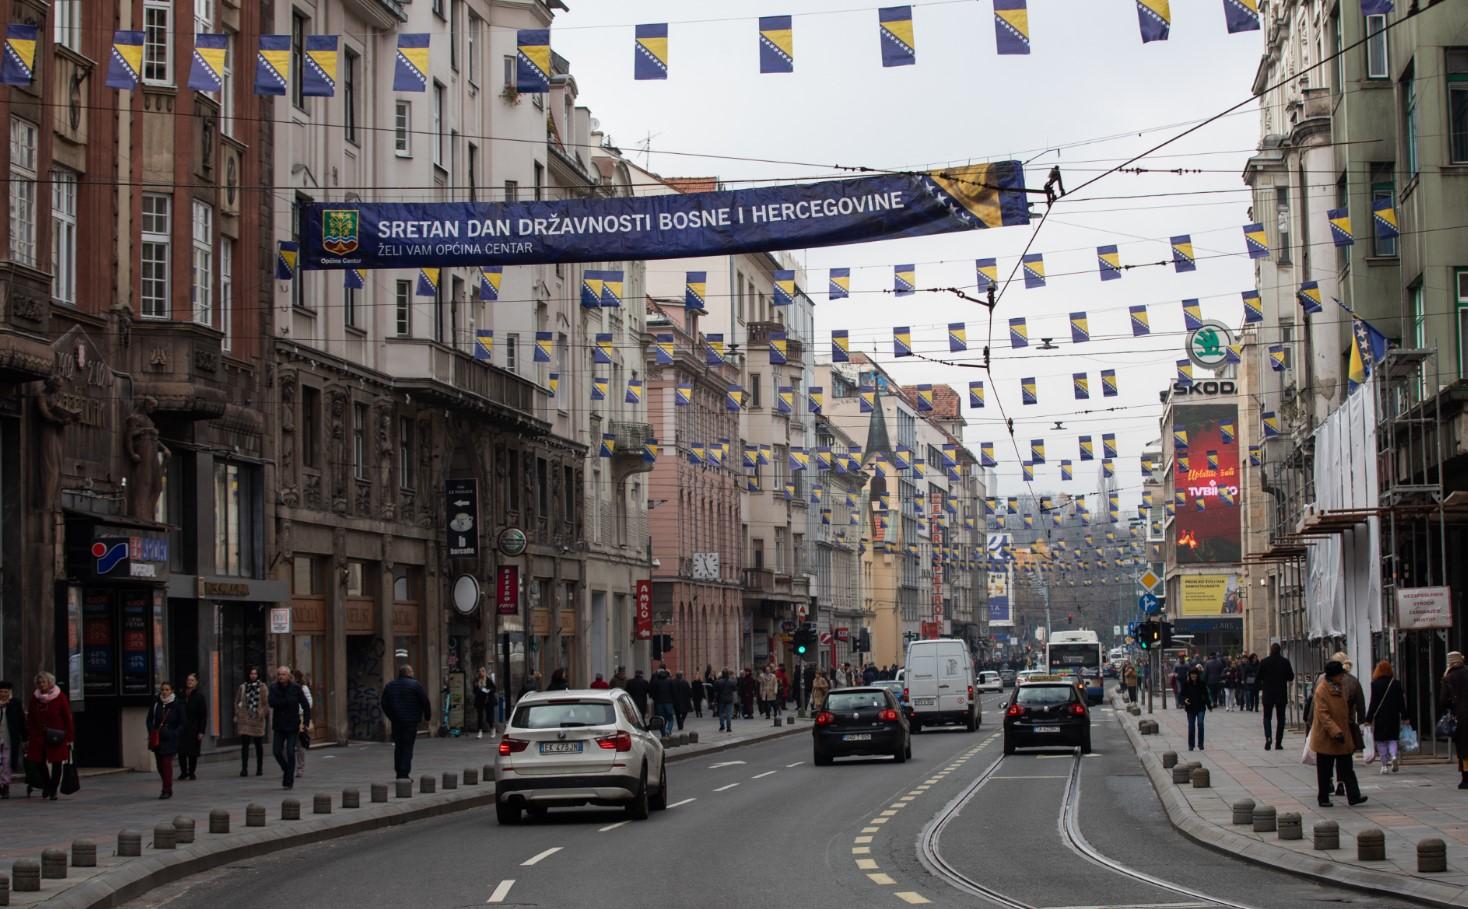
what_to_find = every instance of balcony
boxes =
[386,338,548,437]
[610,420,655,481]
[747,321,804,361]
[0,263,53,381]
[129,319,228,419]
[743,567,775,592]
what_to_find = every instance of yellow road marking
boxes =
[855,858,879,870]
[852,846,871,855]
[862,826,880,833]
[880,809,898,817]
[868,873,896,885]
[871,817,889,825]
[854,835,873,844]
[895,892,931,904]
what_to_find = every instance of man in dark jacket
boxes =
[1202,653,1226,708]
[624,669,650,719]
[268,666,311,789]
[1256,643,1295,750]
[737,668,757,719]
[649,668,676,738]
[713,669,738,732]
[671,672,693,730]
[1442,651,1468,789]
[381,665,433,779]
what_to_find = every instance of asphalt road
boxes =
[127,691,1430,909]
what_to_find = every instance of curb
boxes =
[1109,695,1467,909]
[666,721,808,764]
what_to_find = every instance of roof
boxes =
[664,177,720,194]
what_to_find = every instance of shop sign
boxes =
[269,607,292,635]
[635,579,653,640]
[497,526,528,557]
[1397,587,1452,630]
[446,479,480,558]
[496,565,520,615]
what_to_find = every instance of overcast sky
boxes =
[550,0,1262,508]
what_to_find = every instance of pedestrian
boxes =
[1222,659,1239,711]
[0,680,26,799]
[234,666,268,777]
[610,666,628,689]
[146,681,183,799]
[1170,657,1187,702]
[625,668,650,719]
[267,666,310,790]
[589,672,610,690]
[672,671,692,730]
[1256,642,1294,750]
[1440,651,1468,789]
[25,670,74,800]
[381,665,432,780]
[714,668,738,732]
[472,667,497,738]
[1180,666,1210,751]
[863,663,878,685]
[1242,653,1260,712]
[292,670,314,777]
[1203,652,1225,708]
[1364,660,1408,774]
[792,663,804,711]
[689,672,704,717]
[803,664,815,710]
[811,669,831,711]
[649,667,676,738]
[775,665,791,708]
[1310,660,1367,807]
[1122,661,1139,703]
[758,666,777,719]
[1330,651,1368,779]
[176,672,207,781]
[547,668,569,691]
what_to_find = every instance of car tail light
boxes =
[597,731,633,752]
[1006,704,1025,718]
[815,711,835,726]
[1070,703,1087,717]
[879,708,899,722]
[498,736,529,756]
[901,688,909,702]
[968,685,975,700]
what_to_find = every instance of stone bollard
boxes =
[153,823,177,850]
[395,779,413,799]
[1356,828,1386,862]
[1190,767,1211,788]
[419,775,436,794]
[0,872,9,906]
[71,840,97,868]
[1127,705,1141,716]
[1171,763,1193,784]
[688,731,699,744]
[173,816,196,845]
[245,804,266,827]
[482,764,495,782]
[1252,805,1277,833]
[371,783,389,803]
[1417,838,1447,873]
[1161,751,1178,769]
[281,798,301,821]
[342,788,360,809]
[117,830,143,857]
[10,861,39,893]
[209,809,230,834]
[1231,799,1255,825]
[41,849,67,880]
[463,768,479,786]
[1278,812,1303,841]
[442,772,458,791]
[313,793,332,815]
[1312,821,1340,851]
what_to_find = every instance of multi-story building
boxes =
[812,365,869,670]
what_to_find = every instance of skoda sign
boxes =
[1187,321,1235,371]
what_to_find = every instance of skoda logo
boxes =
[1187,321,1235,371]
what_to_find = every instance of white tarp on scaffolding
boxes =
[1305,380,1382,675]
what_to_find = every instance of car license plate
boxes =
[1034,725,1061,734]
[842,733,872,742]
[538,741,583,754]
[914,697,936,706]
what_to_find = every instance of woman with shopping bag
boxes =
[1308,661,1367,808]
[1364,659,1408,773]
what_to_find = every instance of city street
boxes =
[121,693,1422,909]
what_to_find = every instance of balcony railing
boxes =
[743,567,775,592]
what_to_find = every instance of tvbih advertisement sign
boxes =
[1174,403,1241,565]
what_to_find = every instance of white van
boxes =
[903,639,979,733]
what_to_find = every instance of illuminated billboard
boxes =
[1174,403,1241,564]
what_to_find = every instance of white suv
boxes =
[493,689,668,825]
[976,671,1003,692]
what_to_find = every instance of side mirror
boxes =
[647,715,665,732]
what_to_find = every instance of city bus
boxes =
[1047,630,1105,704]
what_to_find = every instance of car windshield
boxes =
[512,701,617,729]
[1016,686,1077,706]
[826,691,888,711]
[873,682,902,694]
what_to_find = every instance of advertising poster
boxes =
[986,533,1013,627]
[1180,574,1244,616]
[1175,403,1242,564]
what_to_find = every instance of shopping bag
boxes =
[59,748,80,795]
[1437,712,1459,740]
[1300,741,1316,766]
[1399,723,1420,753]
[1362,728,1376,761]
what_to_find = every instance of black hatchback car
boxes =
[813,687,912,765]
[1003,679,1091,754]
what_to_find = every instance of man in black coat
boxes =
[1255,643,1295,751]
[649,668,676,738]
[268,666,311,789]
[671,672,693,730]
[624,669,650,719]
[382,665,432,779]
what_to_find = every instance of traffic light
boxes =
[856,628,871,653]
[1159,621,1173,648]
[1137,621,1160,649]
[651,633,673,660]
[794,623,816,655]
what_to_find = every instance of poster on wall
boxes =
[1175,403,1242,564]
[986,533,1013,627]
[1179,574,1244,616]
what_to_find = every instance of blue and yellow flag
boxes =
[1297,281,1323,315]
[1248,445,1261,467]
[474,330,493,362]
[1241,289,1263,324]
[516,29,551,93]
[976,257,998,291]
[1327,207,1353,247]
[1176,360,1194,386]
[1102,433,1117,459]
[591,377,608,401]
[1103,459,1115,479]
[1224,0,1261,34]
[0,24,37,86]
[535,331,554,363]
[593,333,614,365]
[1372,196,1399,242]
[580,270,604,308]
[1348,314,1389,391]
[276,242,299,281]
[1069,312,1089,344]
[303,35,339,96]
[773,269,796,306]
[1022,462,1035,482]
[769,330,788,365]
[1171,235,1196,272]
[1073,372,1089,400]
[1261,411,1279,438]
[107,31,145,89]
[599,434,616,459]
[1225,342,1243,365]
[1097,244,1122,281]
[894,263,915,297]
[893,326,912,358]
[1060,460,1073,481]
[1031,438,1046,464]
[860,386,876,413]
[684,270,706,311]
[1129,304,1150,337]
[1269,344,1287,372]
[1022,252,1045,288]
[1221,421,1236,445]
[344,268,366,290]
[808,387,824,414]
[1137,0,1171,43]
[726,384,744,412]
[255,35,291,95]
[1079,434,1094,461]
[1101,369,1118,397]
[878,6,916,67]
[759,15,794,73]
[643,440,659,464]
[1182,299,1202,331]
[784,482,799,502]
[688,443,706,467]
[548,373,560,398]
[1243,222,1269,258]
[832,330,850,362]
[675,383,692,406]
[993,0,1031,55]
[1021,377,1037,405]
[1007,496,1020,514]
[911,458,924,480]
[601,271,624,307]
[916,384,934,412]
[1009,317,1028,349]
[948,322,967,352]
[817,448,834,471]
[416,267,440,297]
[654,333,674,365]
[1173,428,1189,451]
[828,267,850,300]
[1362,0,1394,13]
[895,445,913,471]
[625,378,644,404]
[189,34,230,93]
[634,23,669,81]
[393,33,430,92]
[969,380,984,408]
[479,266,503,301]
[743,445,759,468]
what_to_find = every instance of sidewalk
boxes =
[1114,693,1468,907]
[0,708,804,887]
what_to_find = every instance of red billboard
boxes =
[634,580,653,640]
[496,566,519,615]
[1175,403,1242,564]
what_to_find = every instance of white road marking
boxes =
[708,760,746,769]
[521,847,561,866]
[992,775,1068,780]
[752,770,777,779]
[598,821,628,832]
[486,880,515,903]
[714,782,740,792]
[668,797,697,808]
[786,760,805,767]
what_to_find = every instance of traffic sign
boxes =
[1137,568,1162,592]
[1139,592,1161,615]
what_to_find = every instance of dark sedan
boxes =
[1003,679,1091,754]
[813,687,912,765]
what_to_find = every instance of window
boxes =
[468,143,479,201]
[1331,7,1343,96]
[292,191,311,311]
[291,556,322,595]
[394,101,412,157]
[534,162,544,201]
[395,280,412,336]
[300,386,320,468]
[213,462,258,577]
[51,169,77,304]
[344,280,359,331]
[141,193,171,318]
[467,15,480,86]
[291,11,308,109]
[353,402,368,481]
[449,0,459,72]
[344,49,360,145]
[449,129,459,188]
[220,33,235,137]
[143,0,171,84]
[54,1,82,52]
[750,373,763,408]
[1412,281,1426,350]
[1403,64,1419,176]
[505,333,519,372]
[433,281,445,343]
[1365,15,1388,79]
[191,200,213,327]
[504,180,519,202]
[399,417,416,490]
[1370,163,1397,257]
[220,237,234,351]
[433,0,446,19]
[1457,269,1468,379]
[1449,49,1468,164]
[1274,185,1291,265]
[503,55,515,89]
[432,81,445,168]
[194,0,215,32]
[7,118,36,268]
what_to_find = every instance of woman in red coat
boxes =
[25,671,74,800]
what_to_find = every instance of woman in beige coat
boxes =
[811,670,831,711]
[234,666,269,777]
[1308,661,1366,808]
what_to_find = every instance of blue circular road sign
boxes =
[1139,593,1161,615]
